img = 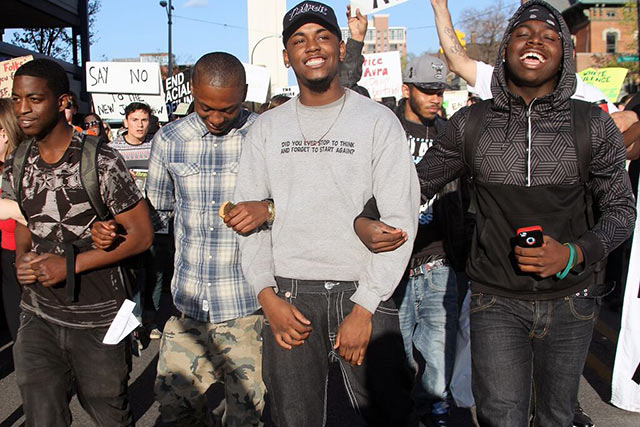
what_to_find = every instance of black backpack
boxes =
[462,98,608,284]
[11,133,114,302]
[12,133,111,222]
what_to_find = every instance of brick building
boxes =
[340,14,407,61]
[548,0,637,71]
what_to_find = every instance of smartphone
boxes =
[516,226,543,248]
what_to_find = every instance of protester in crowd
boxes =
[234,2,419,426]
[0,98,25,340]
[102,120,113,141]
[430,0,618,112]
[415,2,635,426]
[616,93,634,111]
[353,54,471,426]
[466,95,482,106]
[430,1,634,425]
[106,102,167,347]
[3,58,153,426]
[64,90,83,131]
[83,112,109,141]
[90,52,271,425]
[339,5,368,89]
[258,94,291,113]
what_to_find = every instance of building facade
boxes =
[340,15,407,61]
[247,0,288,92]
[548,0,636,71]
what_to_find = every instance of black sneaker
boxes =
[573,405,594,427]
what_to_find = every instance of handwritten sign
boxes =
[86,62,161,94]
[91,92,168,122]
[0,55,33,98]
[164,69,192,113]
[243,63,271,104]
[358,51,403,101]
[350,0,409,16]
[443,90,469,118]
[577,67,629,103]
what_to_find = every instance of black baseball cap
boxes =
[282,1,342,46]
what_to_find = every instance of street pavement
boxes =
[1,300,639,426]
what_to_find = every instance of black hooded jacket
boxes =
[416,0,635,299]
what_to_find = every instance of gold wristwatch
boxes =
[266,200,276,224]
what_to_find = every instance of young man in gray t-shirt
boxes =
[235,2,420,426]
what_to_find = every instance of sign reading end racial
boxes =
[164,69,192,114]
[86,61,160,94]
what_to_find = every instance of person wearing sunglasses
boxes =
[83,112,109,140]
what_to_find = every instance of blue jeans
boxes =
[470,293,597,427]
[262,277,417,427]
[13,311,133,426]
[394,263,458,415]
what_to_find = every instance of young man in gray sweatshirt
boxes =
[234,2,420,426]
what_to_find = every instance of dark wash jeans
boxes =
[469,292,597,427]
[13,311,133,427]
[263,277,418,427]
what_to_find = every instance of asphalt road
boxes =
[0,300,639,426]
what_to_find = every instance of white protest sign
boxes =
[272,86,300,98]
[164,69,192,113]
[92,92,169,122]
[443,90,468,118]
[358,51,402,101]
[350,0,409,16]
[86,62,161,94]
[243,63,271,104]
[0,55,33,98]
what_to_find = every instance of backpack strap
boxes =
[462,100,492,178]
[11,137,36,221]
[570,99,594,185]
[79,133,111,221]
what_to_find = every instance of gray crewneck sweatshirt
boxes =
[235,90,419,313]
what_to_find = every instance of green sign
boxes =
[617,55,638,63]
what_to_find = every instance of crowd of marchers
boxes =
[0,1,637,427]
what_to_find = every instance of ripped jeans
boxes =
[262,277,417,427]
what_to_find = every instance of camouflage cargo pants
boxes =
[154,314,265,426]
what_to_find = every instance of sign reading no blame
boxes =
[350,0,409,16]
[86,61,161,94]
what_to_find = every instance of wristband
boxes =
[555,243,575,280]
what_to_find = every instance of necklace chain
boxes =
[295,92,347,146]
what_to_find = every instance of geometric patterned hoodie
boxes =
[416,0,635,296]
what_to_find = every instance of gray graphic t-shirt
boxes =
[1,132,142,328]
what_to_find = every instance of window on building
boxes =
[606,31,618,53]
[389,29,404,41]
[365,29,375,42]
[606,10,616,19]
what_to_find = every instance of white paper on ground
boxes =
[102,299,140,345]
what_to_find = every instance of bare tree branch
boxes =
[10,0,101,61]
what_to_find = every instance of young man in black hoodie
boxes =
[415,2,635,426]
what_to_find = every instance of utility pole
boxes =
[160,0,174,77]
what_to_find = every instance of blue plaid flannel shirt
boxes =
[146,111,260,323]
